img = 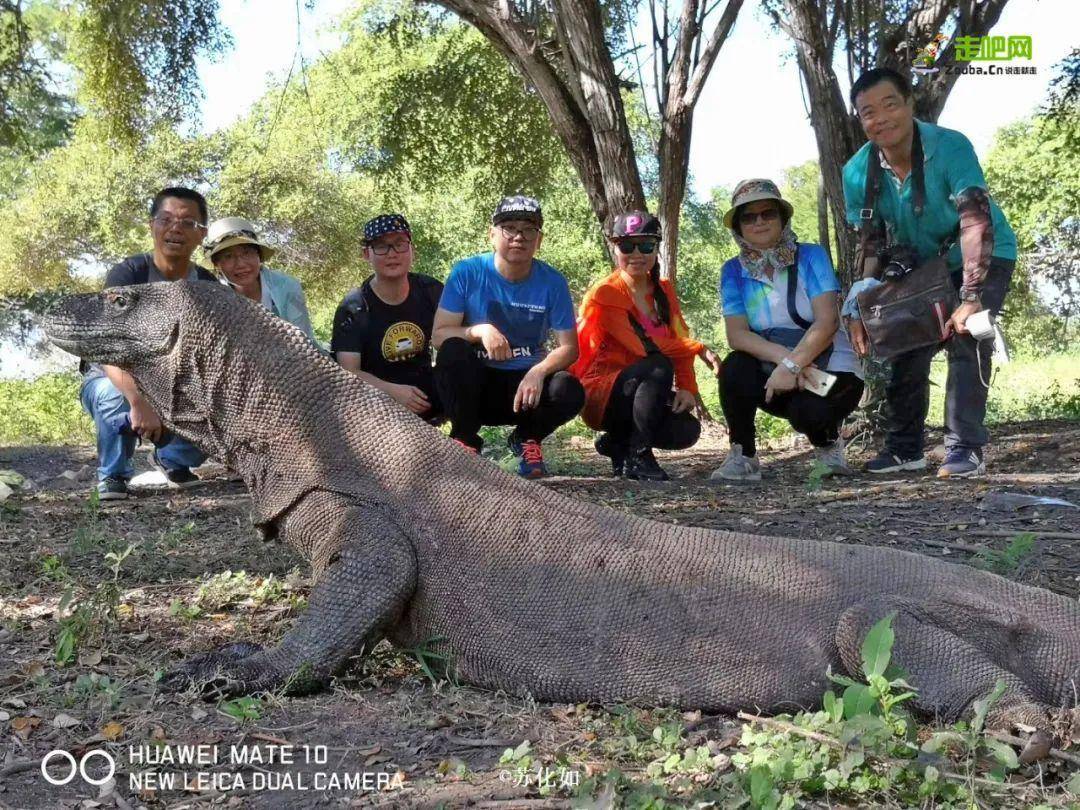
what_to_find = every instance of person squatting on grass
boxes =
[204,216,315,339]
[79,187,216,500]
[842,68,1017,479]
[572,211,718,482]
[431,196,585,478]
[332,214,444,422]
[711,180,864,483]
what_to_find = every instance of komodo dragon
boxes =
[45,281,1079,755]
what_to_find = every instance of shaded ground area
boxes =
[0,420,1077,808]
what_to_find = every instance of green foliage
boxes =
[218,695,262,722]
[0,372,91,444]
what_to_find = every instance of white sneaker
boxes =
[709,444,762,482]
[814,438,855,476]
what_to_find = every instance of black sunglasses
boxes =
[738,208,780,225]
[616,238,659,255]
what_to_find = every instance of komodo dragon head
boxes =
[44,280,319,445]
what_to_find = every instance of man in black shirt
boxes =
[331,214,443,420]
[79,187,216,500]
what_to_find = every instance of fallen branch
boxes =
[446,733,519,748]
[0,759,39,779]
[811,482,929,504]
[988,731,1080,767]
[965,530,1080,541]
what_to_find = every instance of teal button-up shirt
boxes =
[843,119,1017,272]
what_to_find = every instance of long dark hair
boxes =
[647,261,672,326]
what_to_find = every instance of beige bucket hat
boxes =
[204,217,276,262]
[722,178,794,230]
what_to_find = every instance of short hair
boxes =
[850,67,912,109]
[150,187,209,224]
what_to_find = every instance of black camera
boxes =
[877,244,920,281]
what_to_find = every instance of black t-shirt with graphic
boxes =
[331,273,443,391]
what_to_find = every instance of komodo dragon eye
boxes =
[108,293,131,311]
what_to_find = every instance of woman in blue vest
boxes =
[712,179,864,482]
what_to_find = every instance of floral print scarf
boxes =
[734,225,798,283]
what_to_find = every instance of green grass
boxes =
[1,352,1075,448]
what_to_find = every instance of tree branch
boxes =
[684,0,744,108]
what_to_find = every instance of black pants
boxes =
[601,354,700,451]
[885,258,1014,456]
[435,337,585,450]
[719,350,864,457]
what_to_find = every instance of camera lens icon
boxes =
[41,749,116,786]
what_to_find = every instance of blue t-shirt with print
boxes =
[440,252,576,371]
[719,242,862,378]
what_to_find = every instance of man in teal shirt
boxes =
[843,67,1016,478]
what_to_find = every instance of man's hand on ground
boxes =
[129,398,164,443]
[513,366,546,412]
[386,383,431,415]
[471,324,511,362]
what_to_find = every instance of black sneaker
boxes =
[96,477,129,501]
[625,447,669,482]
[594,433,627,477]
[864,450,928,474]
[150,450,203,489]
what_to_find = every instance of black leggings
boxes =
[601,353,701,451]
[434,337,585,450]
[719,350,863,457]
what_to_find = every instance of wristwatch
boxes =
[959,288,981,304]
[780,357,802,375]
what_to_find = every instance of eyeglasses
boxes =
[616,238,658,255]
[152,215,206,232]
[738,208,780,226]
[368,240,412,256]
[497,225,540,242]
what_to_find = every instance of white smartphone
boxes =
[801,366,837,397]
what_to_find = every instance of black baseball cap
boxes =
[363,213,411,245]
[492,195,543,228]
[610,211,662,240]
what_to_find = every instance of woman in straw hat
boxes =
[204,217,314,339]
[710,179,863,482]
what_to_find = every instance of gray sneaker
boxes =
[709,444,762,482]
[814,438,855,476]
[96,477,129,501]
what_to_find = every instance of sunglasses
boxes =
[616,238,659,255]
[738,208,780,225]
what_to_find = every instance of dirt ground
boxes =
[0,420,1077,809]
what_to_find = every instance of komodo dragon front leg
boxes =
[162,491,416,697]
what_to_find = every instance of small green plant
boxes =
[39,554,70,582]
[168,598,203,621]
[499,739,533,770]
[977,532,1037,575]
[407,635,455,684]
[54,542,135,665]
[806,460,830,493]
[219,696,262,722]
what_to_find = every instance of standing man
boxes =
[79,187,217,499]
[331,214,444,420]
[432,196,584,478]
[843,68,1016,478]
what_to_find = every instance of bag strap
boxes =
[859,123,927,258]
[785,243,813,330]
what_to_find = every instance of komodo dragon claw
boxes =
[161,642,267,696]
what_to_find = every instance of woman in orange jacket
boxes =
[571,211,717,481]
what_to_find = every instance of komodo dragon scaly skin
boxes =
[46,281,1079,750]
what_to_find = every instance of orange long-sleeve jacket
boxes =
[570,271,704,430]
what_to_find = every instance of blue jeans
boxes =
[79,376,206,481]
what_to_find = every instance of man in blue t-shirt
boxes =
[432,196,584,478]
